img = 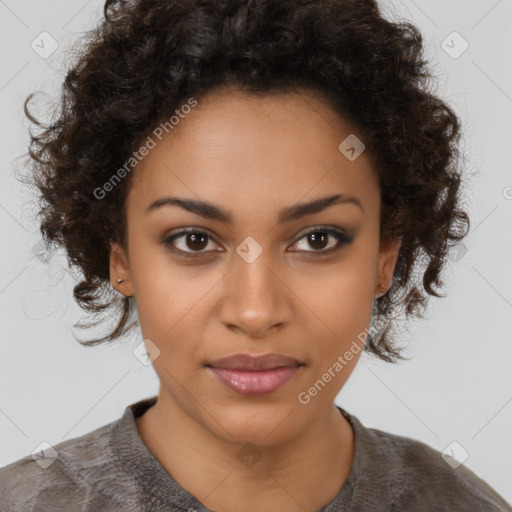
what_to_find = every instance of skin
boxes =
[110,86,401,512]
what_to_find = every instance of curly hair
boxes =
[18,0,470,362]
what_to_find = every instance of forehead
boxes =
[126,88,379,220]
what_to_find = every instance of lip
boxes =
[206,353,303,371]
[208,367,302,395]
[205,353,304,396]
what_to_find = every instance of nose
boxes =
[218,246,293,339]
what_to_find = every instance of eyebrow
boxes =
[145,193,363,224]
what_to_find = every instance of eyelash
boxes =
[163,226,353,259]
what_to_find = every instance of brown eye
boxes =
[163,229,220,257]
[306,231,329,250]
[163,226,353,259]
[288,228,353,254]
[182,232,209,251]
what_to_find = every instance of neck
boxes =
[135,394,354,512]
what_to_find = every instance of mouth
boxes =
[205,353,305,396]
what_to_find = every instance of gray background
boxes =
[0,0,511,504]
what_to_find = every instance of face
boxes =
[110,87,401,445]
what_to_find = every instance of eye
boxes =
[288,227,353,254]
[163,228,220,258]
[163,226,353,258]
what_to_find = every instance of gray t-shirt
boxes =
[1,396,510,511]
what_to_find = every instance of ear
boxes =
[374,237,402,298]
[110,241,135,297]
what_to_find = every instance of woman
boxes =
[1,0,510,510]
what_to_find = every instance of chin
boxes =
[207,398,306,445]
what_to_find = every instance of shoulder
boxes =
[0,421,130,512]
[346,413,512,511]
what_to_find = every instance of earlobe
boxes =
[109,242,134,296]
[375,237,402,299]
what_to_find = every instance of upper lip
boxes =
[206,353,303,371]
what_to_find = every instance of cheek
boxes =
[126,233,193,332]
[298,261,375,331]
[128,254,212,370]
[298,260,375,371]
[131,272,183,338]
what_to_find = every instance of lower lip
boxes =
[208,366,301,395]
